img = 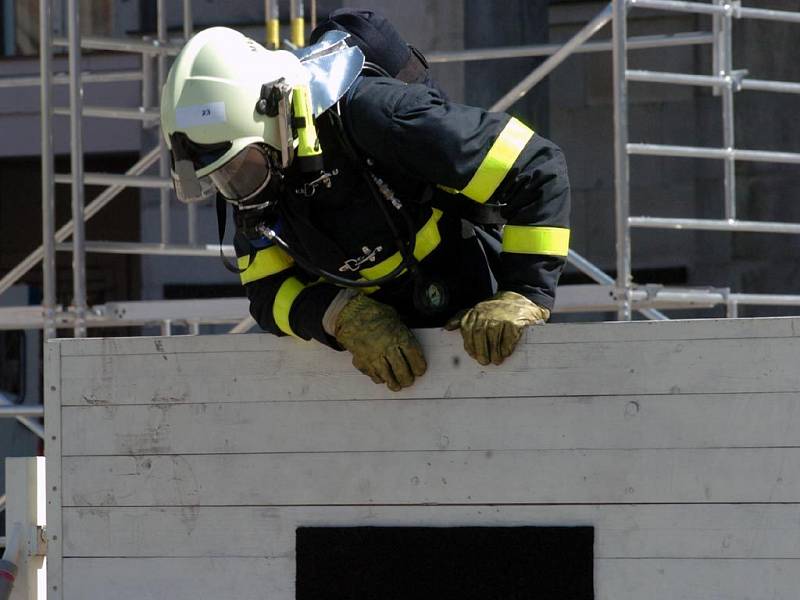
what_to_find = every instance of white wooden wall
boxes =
[45,317,800,599]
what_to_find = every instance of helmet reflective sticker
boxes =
[175,101,227,129]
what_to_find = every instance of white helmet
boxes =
[161,27,363,206]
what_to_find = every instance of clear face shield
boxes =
[208,144,272,205]
[169,133,274,210]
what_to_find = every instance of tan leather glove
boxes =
[445,291,550,366]
[334,294,427,391]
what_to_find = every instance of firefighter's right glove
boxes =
[445,291,550,366]
[334,293,427,392]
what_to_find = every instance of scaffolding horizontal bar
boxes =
[0,298,249,330]
[627,69,724,87]
[732,293,800,306]
[427,31,712,63]
[638,289,800,308]
[740,78,800,94]
[54,105,160,120]
[0,405,44,418]
[628,143,800,164]
[52,35,182,55]
[550,284,800,312]
[566,251,668,320]
[629,216,800,234]
[737,5,800,24]
[629,0,800,24]
[54,173,172,189]
[54,241,235,257]
[627,69,800,94]
[0,70,141,88]
[628,0,729,16]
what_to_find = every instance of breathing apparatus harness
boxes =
[215,73,425,293]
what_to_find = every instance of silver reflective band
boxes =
[209,144,272,203]
[170,159,217,204]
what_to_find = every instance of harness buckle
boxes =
[296,168,339,197]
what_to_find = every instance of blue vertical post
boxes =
[3,0,15,56]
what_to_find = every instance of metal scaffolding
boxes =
[0,0,799,346]
[615,0,800,319]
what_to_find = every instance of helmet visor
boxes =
[168,133,231,204]
[209,144,271,203]
[170,164,217,204]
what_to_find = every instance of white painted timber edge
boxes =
[5,458,44,600]
[53,316,800,357]
[44,341,62,600]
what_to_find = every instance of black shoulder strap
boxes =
[429,190,507,225]
[216,195,256,274]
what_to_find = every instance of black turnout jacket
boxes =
[233,76,571,348]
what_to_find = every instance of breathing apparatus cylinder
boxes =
[291,85,324,172]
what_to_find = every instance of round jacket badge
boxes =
[425,282,446,309]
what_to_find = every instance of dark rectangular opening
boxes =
[296,526,594,600]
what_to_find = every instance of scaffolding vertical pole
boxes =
[613,0,632,320]
[182,0,198,245]
[40,0,56,340]
[712,0,722,97]
[157,0,171,244]
[311,0,317,31]
[291,0,305,48]
[67,0,87,337]
[719,1,736,220]
[266,0,280,49]
[142,44,154,118]
[182,0,194,37]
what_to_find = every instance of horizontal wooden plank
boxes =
[597,558,800,600]
[56,316,800,357]
[62,448,800,506]
[63,557,288,600]
[60,557,800,600]
[62,504,800,559]
[60,335,800,404]
[62,393,800,456]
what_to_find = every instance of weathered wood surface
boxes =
[60,448,797,506]
[62,504,800,559]
[59,319,800,404]
[62,392,800,455]
[47,317,800,599]
[60,557,800,600]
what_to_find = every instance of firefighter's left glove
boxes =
[334,293,427,392]
[445,291,550,366]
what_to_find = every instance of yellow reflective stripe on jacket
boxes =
[460,117,534,204]
[273,276,306,337]
[359,208,444,281]
[238,245,294,285]
[502,225,570,257]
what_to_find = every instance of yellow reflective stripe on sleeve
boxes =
[502,226,570,257]
[460,117,534,204]
[238,245,294,285]
[273,276,306,337]
[359,208,444,281]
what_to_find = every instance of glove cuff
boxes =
[496,290,551,322]
[323,288,360,337]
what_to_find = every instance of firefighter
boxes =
[160,24,570,392]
